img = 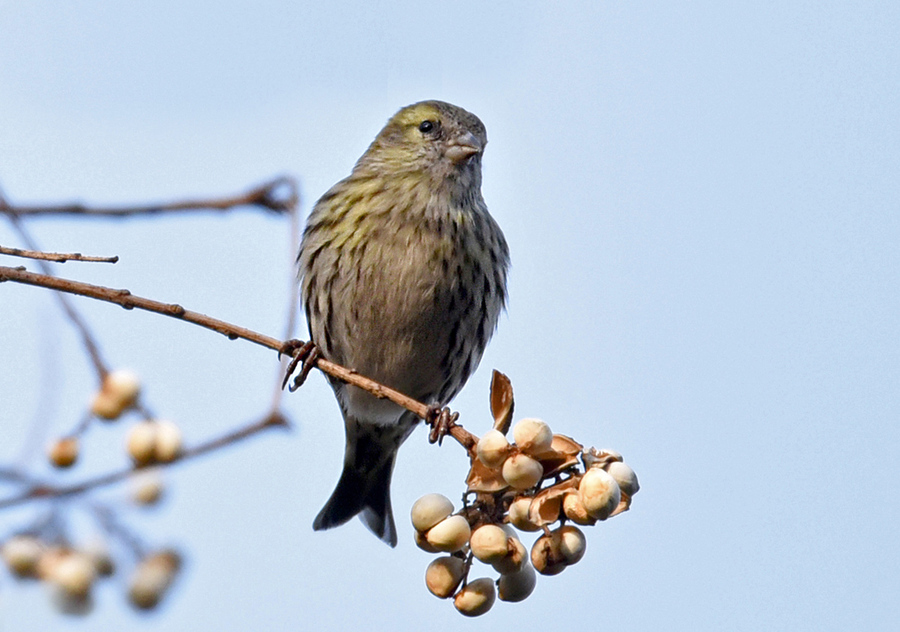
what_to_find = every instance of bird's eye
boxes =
[418,120,435,134]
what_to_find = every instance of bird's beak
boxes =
[445,131,483,163]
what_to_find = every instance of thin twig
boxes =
[0,177,298,218]
[0,245,119,264]
[0,265,477,450]
[0,412,289,510]
[5,219,110,380]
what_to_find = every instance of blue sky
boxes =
[1,1,898,629]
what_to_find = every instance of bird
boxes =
[297,100,509,546]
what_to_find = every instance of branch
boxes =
[0,245,119,264]
[0,412,289,511]
[0,265,478,450]
[0,177,298,218]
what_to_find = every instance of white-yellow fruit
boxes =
[562,490,596,525]
[51,553,96,599]
[425,515,471,553]
[153,420,182,463]
[469,525,509,564]
[127,421,158,466]
[606,461,640,496]
[579,468,621,520]
[128,550,180,610]
[476,430,510,469]
[92,369,141,420]
[491,535,527,575]
[513,418,553,455]
[133,474,164,506]
[557,525,587,565]
[48,437,79,468]
[453,577,496,617]
[411,493,455,533]
[530,532,567,576]
[425,556,465,599]
[2,535,43,577]
[508,496,541,532]
[502,454,543,490]
[498,564,537,602]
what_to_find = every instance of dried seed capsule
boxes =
[411,493,455,533]
[50,552,96,600]
[578,467,621,520]
[469,525,509,564]
[425,515,471,553]
[127,421,158,466]
[48,437,79,468]
[507,496,541,532]
[498,564,537,602]
[562,490,596,526]
[502,453,543,490]
[491,535,527,575]
[530,532,567,576]
[128,550,181,610]
[513,418,553,455]
[606,461,640,496]
[557,525,587,565]
[153,420,182,463]
[453,577,496,617]
[425,556,465,599]
[2,535,44,577]
[476,429,511,469]
[92,369,141,420]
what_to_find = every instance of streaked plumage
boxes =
[299,100,509,546]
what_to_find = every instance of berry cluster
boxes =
[3,368,183,615]
[412,373,639,616]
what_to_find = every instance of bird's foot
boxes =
[425,405,459,445]
[280,339,321,392]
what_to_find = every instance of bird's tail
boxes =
[313,416,411,547]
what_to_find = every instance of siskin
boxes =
[299,100,509,546]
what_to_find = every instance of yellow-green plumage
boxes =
[299,101,509,546]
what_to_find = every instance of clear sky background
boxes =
[1,1,898,630]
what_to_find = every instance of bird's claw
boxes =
[280,339,321,392]
[426,406,459,445]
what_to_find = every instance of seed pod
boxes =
[453,577,496,617]
[128,550,181,610]
[2,535,44,577]
[557,525,587,565]
[530,532,567,576]
[502,453,543,490]
[92,369,141,420]
[512,418,553,455]
[153,420,182,463]
[498,564,537,602]
[425,556,465,599]
[491,535,527,575]
[578,467,621,520]
[48,437,79,468]
[476,429,511,469]
[562,490,596,525]
[469,525,509,564]
[127,421,158,466]
[425,515,471,553]
[411,493,455,533]
[133,473,164,506]
[507,496,541,532]
[606,461,640,496]
[50,552,96,600]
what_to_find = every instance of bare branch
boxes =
[0,265,478,450]
[0,244,119,264]
[0,412,289,510]
[0,177,299,219]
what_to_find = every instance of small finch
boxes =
[298,100,509,546]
